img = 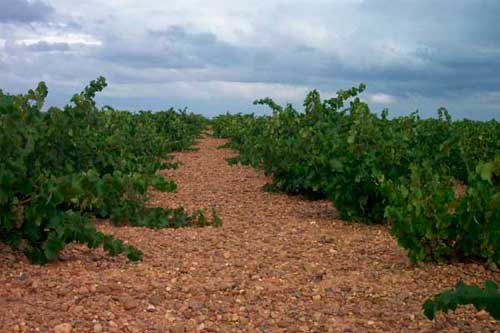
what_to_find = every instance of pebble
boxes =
[475,310,489,320]
[149,294,163,305]
[123,298,139,310]
[170,323,185,333]
[312,295,322,301]
[54,323,72,333]
[488,262,499,272]
[72,305,84,314]
[147,304,157,312]
[93,323,103,333]
[165,312,176,321]
[60,303,70,312]
[78,286,89,294]
[104,311,115,320]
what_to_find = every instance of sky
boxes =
[0,0,499,119]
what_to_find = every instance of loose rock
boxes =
[93,323,103,333]
[54,323,72,333]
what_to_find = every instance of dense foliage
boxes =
[423,280,500,320]
[385,157,500,263]
[0,77,217,264]
[212,85,500,264]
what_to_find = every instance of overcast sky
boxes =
[1,0,499,119]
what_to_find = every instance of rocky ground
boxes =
[1,136,499,333]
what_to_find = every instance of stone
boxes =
[188,300,203,311]
[78,286,89,294]
[475,310,489,320]
[165,312,176,321]
[93,323,103,333]
[488,262,499,272]
[72,305,84,314]
[122,298,139,310]
[170,323,185,333]
[149,294,163,305]
[54,323,72,333]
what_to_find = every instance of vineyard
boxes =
[0,77,220,265]
[212,85,500,323]
[1,81,499,332]
[212,84,500,264]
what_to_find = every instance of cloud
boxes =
[2,34,101,58]
[24,41,70,52]
[93,26,243,70]
[16,33,102,46]
[0,0,54,23]
[368,93,397,105]
[0,0,499,119]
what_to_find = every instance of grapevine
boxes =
[0,78,219,264]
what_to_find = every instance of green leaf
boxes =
[329,159,343,172]
[43,236,65,261]
[423,280,500,320]
[477,162,494,183]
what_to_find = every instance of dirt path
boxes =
[1,136,499,333]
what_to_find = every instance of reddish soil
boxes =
[1,136,499,333]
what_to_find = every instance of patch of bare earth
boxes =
[1,136,499,333]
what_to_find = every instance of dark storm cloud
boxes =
[349,0,500,97]
[0,0,54,23]
[0,0,499,119]
[98,18,500,100]
[94,26,247,69]
[150,26,247,67]
[95,25,342,87]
